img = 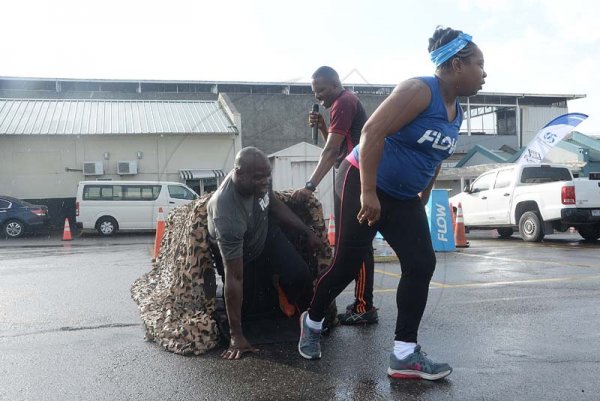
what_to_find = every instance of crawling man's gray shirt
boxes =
[207,173,270,262]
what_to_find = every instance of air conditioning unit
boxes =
[118,160,138,175]
[83,161,104,176]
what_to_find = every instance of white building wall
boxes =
[270,147,334,220]
[271,155,334,219]
[521,106,568,146]
[0,134,239,199]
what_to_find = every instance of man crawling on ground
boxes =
[207,146,322,360]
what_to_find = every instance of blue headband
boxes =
[430,32,473,67]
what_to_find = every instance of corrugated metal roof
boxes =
[0,99,237,135]
[0,77,588,100]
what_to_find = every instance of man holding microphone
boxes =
[292,66,378,325]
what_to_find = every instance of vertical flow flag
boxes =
[516,113,588,164]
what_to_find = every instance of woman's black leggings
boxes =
[308,160,436,342]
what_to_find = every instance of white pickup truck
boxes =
[449,164,600,242]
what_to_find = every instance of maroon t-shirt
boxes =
[328,90,368,167]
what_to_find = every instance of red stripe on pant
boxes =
[355,262,366,313]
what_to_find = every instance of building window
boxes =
[185,177,220,196]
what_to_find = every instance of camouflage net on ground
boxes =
[130,190,333,356]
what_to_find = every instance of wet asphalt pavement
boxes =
[0,231,599,400]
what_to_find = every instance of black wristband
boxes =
[305,181,317,192]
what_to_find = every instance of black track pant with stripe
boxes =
[333,168,375,313]
[309,160,436,342]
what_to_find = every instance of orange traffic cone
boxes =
[62,217,72,241]
[454,202,469,248]
[153,207,165,261]
[327,213,336,246]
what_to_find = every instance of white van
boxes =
[75,181,198,235]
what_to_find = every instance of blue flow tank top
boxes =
[349,76,462,199]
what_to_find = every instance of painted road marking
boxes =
[374,268,446,289]
[362,269,600,294]
[452,251,595,268]
[427,274,600,289]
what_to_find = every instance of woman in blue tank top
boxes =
[298,26,487,381]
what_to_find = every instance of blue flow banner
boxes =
[425,189,455,252]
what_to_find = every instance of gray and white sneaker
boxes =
[298,311,321,360]
[387,345,452,380]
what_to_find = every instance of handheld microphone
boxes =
[311,103,319,145]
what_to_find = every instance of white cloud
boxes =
[1,0,599,132]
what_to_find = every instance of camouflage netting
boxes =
[130,190,333,356]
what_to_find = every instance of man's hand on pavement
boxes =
[221,334,259,360]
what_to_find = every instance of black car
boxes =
[0,196,50,238]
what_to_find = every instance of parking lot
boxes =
[1,231,599,401]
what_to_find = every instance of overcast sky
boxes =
[2,0,598,133]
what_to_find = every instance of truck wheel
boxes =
[577,225,600,241]
[96,217,118,236]
[497,227,514,239]
[519,211,544,242]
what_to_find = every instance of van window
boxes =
[0,199,10,209]
[141,187,155,199]
[122,185,161,200]
[83,185,119,200]
[168,185,195,200]
[83,185,161,201]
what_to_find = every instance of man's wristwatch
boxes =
[304,181,317,192]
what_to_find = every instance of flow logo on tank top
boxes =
[258,193,269,211]
[417,129,457,154]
